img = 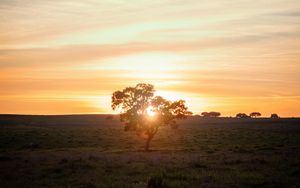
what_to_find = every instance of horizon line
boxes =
[0,113,299,118]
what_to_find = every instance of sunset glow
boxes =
[146,106,156,117]
[0,0,300,116]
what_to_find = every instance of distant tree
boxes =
[236,113,249,118]
[250,112,261,118]
[201,112,209,117]
[201,111,221,117]
[209,111,221,117]
[111,83,192,151]
[271,114,279,119]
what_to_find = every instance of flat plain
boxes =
[0,115,299,188]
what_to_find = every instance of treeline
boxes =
[198,111,280,118]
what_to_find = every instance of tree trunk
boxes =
[144,135,154,152]
[144,127,158,152]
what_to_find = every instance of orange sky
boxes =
[0,0,300,117]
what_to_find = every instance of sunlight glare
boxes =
[146,106,156,117]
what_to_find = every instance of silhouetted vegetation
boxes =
[271,113,280,118]
[250,112,261,118]
[111,83,192,151]
[201,111,221,117]
[236,113,250,118]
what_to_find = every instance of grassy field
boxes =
[0,115,299,188]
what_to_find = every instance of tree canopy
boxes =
[111,83,192,151]
[250,112,261,118]
[201,111,221,117]
[236,113,250,118]
[271,113,279,118]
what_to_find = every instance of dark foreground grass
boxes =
[0,116,299,187]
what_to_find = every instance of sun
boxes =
[146,106,156,117]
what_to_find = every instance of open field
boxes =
[0,115,300,188]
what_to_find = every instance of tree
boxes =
[201,111,221,117]
[201,112,209,117]
[236,113,249,118]
[250,112,261,118]
[209,111,221,117]
[271,114,279,119]
[111,83,192,151]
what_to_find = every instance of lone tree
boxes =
[250,112,261,118]
[111,83,192,151]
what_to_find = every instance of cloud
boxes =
[0,41,214,68]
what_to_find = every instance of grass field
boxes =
[0,115,299,188]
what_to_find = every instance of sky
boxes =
[0,0,300,116]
